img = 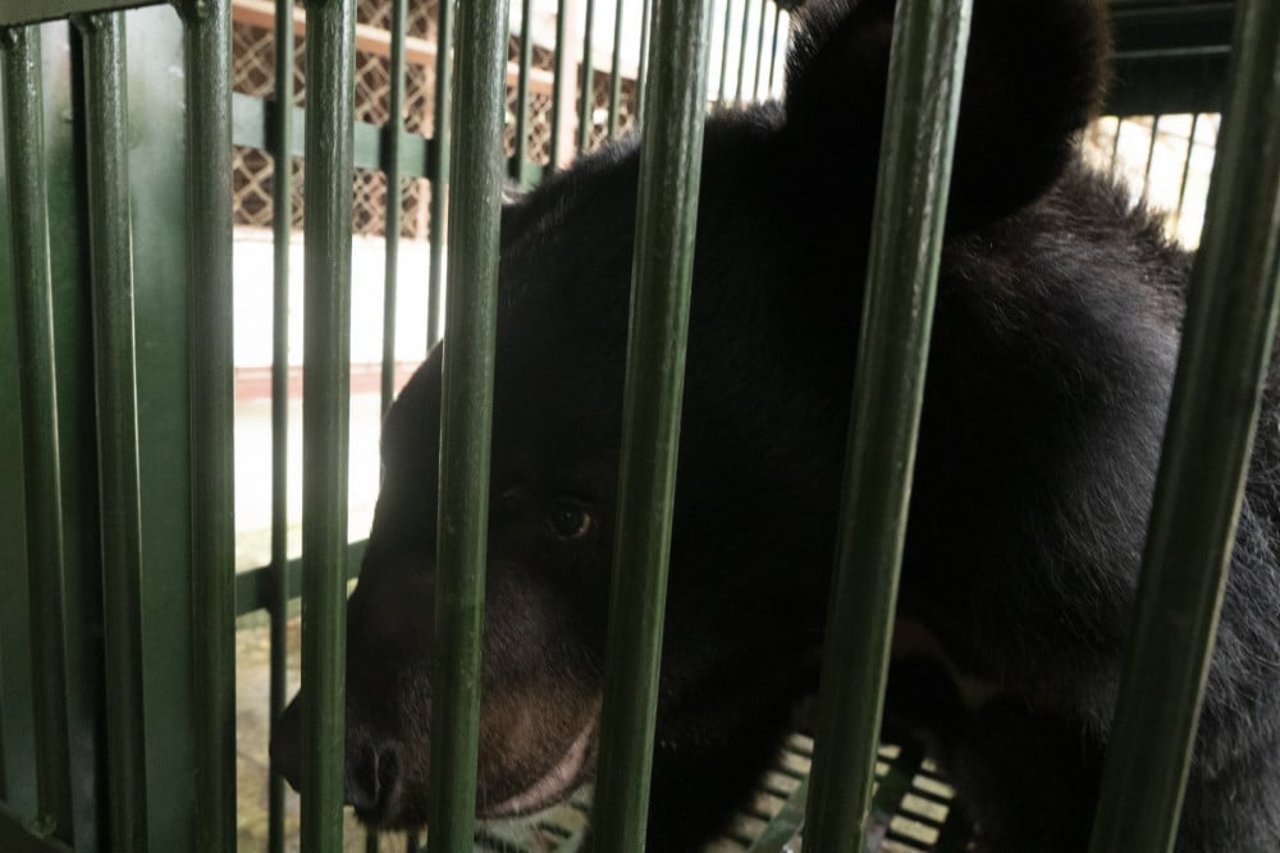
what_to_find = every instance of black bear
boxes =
[273,0,1280,849]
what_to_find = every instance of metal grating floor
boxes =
[472,734,971,852]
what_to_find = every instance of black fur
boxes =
[273,0,1280,848]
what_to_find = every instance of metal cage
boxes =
[1,0,1278,851]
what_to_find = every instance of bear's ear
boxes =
[782,0,1111,231]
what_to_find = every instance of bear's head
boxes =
[271,0,1109,845]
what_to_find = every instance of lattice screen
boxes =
[231,0,639,238]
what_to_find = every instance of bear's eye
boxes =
[549,502,593,539]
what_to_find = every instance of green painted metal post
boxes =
[426,0,507,846]
[73,11,149,852]
[1111,118,1124,173]
[549,0,570,171]
[802,0,973,848]
[267,0,296,850]
[733,0,750,103]
[1173,113,1200,231]
[608,0,624,136]
[751,0,767,100]
[428,0,453,348]
[514,0,534,182]
[372,8,407,842]
[717,0,733,103]
[383,0,407,417]
[634,0,653,127]
[578,0,597,152]
[300,0,356,850]
[766,5,781,96]
[1089,3,1280,850]
[588,0,714,846]
[1142,114,1161,197]
[1,24,75,845]
[178,1,238,848]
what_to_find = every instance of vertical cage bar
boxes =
[299,0,356,850]
[426,0,508,845]
[634,0,653,127]
[1173,113,1200,231]
[267,1,296,850]
[550,0,571,171]
[607,0,624,136]
[578,0,597,152]
[1,24,75,844]
[766,5,781,96]
[427,0,453,349]
[372,5,407,849]
[1142,114,1161,198]
[73,11,149,851]
[802,0,973,847]
[1089,3,1280,850]
[750,0,767,101]
[513,0,534,182]
[717,0,732,103]
[382,0,407,417]
[588,0,714,846]
[178,1,238,848]
[733,0,750,103]
[1110,117,1124,173]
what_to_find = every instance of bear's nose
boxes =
[345,740,401,818]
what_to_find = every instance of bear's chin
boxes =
[478,716,597,820]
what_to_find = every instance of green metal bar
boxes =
[588,0,714,846]
[34,21,109,846]
[0,78,36,818]
[634,0,653,127]
[267,0,295,849]
[1173,112,1200,231]
[0,635,5,803]
[717,0,733,103]
[123,8,202,846]
[750,0,767,101]
[382,0,407,418]
[178,1,238,848]
[428,0,453,348]
[299,0,356,850]
[733,0,750,103]
[513,0,534,181]
[426,0,507,845]
[1,25,74,845]
[766,5,780,96]
[578,0,597,152]
[1142,113,1161,198]
[1111,117,1124,173]
[802,0,973,848]
[549,0,570,171]
[73,11,149,851]
[608,0,624,136]
[1089,2,1280,849]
